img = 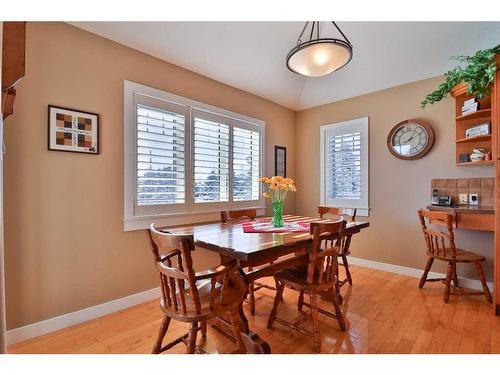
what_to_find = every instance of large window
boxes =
[320,117,369,216]
[124,81,264,230]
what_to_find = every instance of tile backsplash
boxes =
[431,178,494,206]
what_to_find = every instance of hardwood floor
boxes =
[8,264,500,354]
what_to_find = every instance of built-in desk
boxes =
[427,205,494,231]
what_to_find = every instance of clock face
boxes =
[387,120,434,160]
[392,124,429,156]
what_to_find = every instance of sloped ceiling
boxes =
[71,22,500,110]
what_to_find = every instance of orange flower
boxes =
[260,176,296,194]
[270,181,280,190]
[271,176,284,184]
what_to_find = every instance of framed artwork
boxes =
[274,145,286,177]
[48,105,99,154]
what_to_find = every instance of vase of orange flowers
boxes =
[258,176,297,227]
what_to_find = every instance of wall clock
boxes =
[387,119,434,160]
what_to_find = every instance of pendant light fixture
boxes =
[286,22,353,77]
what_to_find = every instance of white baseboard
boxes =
[7,287,161,346]
[347,256,494,291]
[6,256,495,347]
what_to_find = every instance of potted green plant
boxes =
[421,44,499,108]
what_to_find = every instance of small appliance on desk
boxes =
[469,193,479,205]
[431,189,451,206]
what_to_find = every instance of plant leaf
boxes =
[421,44,499,108]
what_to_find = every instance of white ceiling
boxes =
[71,22,500,110]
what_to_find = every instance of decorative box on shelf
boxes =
[465,122,490,138]
[458,153,470,163]
[462,97,479,115]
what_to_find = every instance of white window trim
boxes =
[124,80,265,231]
[320,117,370,217]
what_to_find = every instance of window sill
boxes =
[123,207,266,231]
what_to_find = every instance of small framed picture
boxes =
[274,145,286,177]
[48,105,99,154]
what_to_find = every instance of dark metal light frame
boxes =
[285,21,353,76]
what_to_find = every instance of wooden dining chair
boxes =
[148,224,247,354]
[318,206,357,287]
[220,208,258,224]
[267,221,347,353]
[417,209,492,303]
[220,208,276,316]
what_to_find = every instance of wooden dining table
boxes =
[162,214,369,354]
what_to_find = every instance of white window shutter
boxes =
[193,114,230,203]
[232,126,260,201]
[327,131,362,200]
[136,104,186,206]
[320,117,369,215]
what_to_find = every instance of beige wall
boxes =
[4,22,495,331]
[295,77,494,280]
[4,22,296,329]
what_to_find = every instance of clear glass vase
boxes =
[271,201,284,227]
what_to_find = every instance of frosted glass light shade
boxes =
[286,40,352,77]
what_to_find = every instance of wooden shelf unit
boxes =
[2,22,26,120]
[450,55,500,315]
[451,83,494,165]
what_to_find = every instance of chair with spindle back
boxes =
[267,221,347,353]
[220,208,258,224]
[220,208,276,316]
[417,209,492,303]
[318,206,357,287]
[148,224,247,354]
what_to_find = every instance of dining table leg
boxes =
[210,258,272,354]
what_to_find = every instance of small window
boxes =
[320,117,369,216]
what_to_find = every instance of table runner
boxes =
[242,220,310,233]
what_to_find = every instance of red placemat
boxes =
[242,220,310,233]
